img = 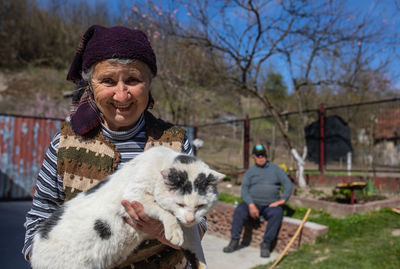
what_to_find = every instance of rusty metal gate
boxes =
[0,114,63,200]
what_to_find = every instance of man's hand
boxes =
[269,199,285,207]
[248,203,259,219]
[121,200,179,249]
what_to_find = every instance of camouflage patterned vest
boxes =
[57,111,187,269]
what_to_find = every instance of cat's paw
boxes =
[164,223,184,246]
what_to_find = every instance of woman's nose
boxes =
[114,82,129,101]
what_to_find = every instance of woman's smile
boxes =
[112,102,133,111]
[91,60,152,131]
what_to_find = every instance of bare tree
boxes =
[154,42,230,124]
[0,0,117,69]
[128,0,399,187]
[395,0,400,11]
[126,5,238,125]
[273,1,398,183]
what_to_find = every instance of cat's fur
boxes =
[31,146,224,269]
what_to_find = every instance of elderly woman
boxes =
[23,25,206,268]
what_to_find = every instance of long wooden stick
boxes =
[391,207,400,214]
[269,208,312,269]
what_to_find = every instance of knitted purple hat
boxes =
[67,25,157,82]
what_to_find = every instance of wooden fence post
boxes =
[244,114,250,170]
[319,103,325,174]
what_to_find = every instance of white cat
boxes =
[30,146,225,269]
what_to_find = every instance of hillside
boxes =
[0,68,264,123]
[0,68,70,118]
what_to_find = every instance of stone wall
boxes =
[206,202,329,253]
[289,196,400,218]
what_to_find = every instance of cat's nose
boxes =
[185,214,195,223]
[186,218,195,224]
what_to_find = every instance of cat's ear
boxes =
[208,170,226,186]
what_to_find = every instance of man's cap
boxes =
[252,144,267,156]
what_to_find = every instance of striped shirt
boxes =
[22,114,205,260]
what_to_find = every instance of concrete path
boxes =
[202,233,278,269]
[0,201,31,269]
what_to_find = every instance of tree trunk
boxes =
[256,92,308,187]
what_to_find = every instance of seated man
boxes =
[223,144,293,257]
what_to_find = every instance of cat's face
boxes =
[159,155,225,227]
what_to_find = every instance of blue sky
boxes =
[37,0,400,91]
[348,1,400,89]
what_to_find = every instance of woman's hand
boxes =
[121,200,179,249]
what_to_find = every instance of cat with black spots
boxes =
[31,146,224,269]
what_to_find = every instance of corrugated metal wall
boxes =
[0,114,63,199]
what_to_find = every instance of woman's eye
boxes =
[126,77,139,84]
[101,78,115,85]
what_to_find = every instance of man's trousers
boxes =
[230,202,283,244]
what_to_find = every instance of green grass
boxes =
[218,194,400,268]
[252,208,400,269]
[283,204,330,219]
[218,192,242,205]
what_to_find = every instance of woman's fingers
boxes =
[121,200,167,240]
[123,216,137,228]
[121,200,151,226]
[121,200,139,221]
[131,201,151,223]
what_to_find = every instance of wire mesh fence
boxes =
[195,98,400,177]
[324,98,400,174]
[196,120,245,175]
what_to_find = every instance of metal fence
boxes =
[195,98,400,177]
[0,114,63,199]
[196,119,245,173]
[1,98,399,199]
[0,113,194,200]
[323,98,400,174]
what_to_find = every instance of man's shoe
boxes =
[223,239,240,253]
[260,242,271,258]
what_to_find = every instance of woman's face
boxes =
[91,60,152,131]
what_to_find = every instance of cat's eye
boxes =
[196,204,206,209]
[177,203,185,208]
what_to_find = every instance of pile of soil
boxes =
[321,194,387,204]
